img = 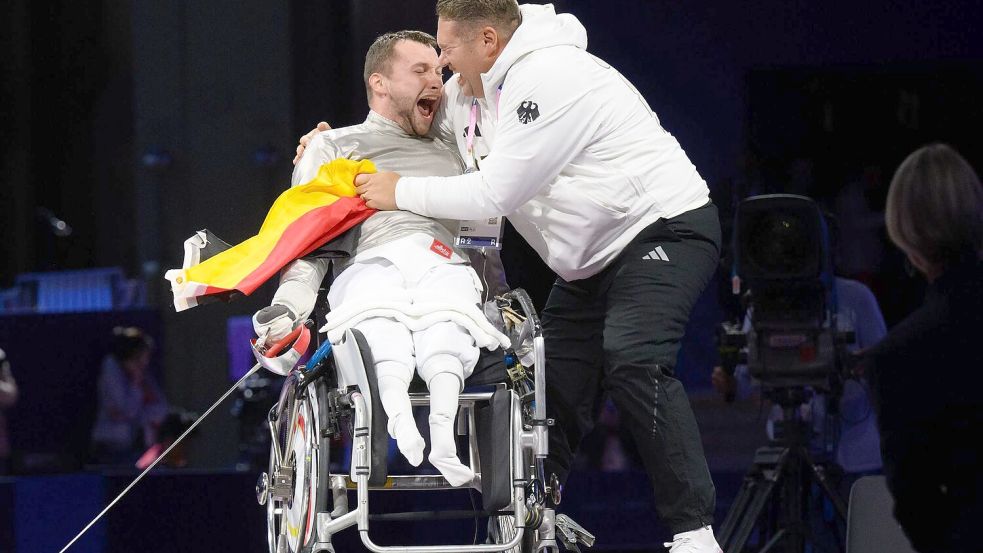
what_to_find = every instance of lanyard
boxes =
[466,98,479,163]
[456,86,505,250]
[465,87,502,172]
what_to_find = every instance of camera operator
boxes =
[859,144,982,553]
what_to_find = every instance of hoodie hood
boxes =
[481,4,588,95]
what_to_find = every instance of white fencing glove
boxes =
[252,304,297,350]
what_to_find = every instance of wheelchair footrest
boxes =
[556,513,595,551]
[368,509,513,522]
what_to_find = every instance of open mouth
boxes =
[416,98,436,119]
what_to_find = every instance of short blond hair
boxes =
[885,143,983,267]
[436,0,521,39]
[363,30,437,101]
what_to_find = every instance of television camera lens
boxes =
[745,212,815,278]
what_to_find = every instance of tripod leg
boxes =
[802,449,848,521]
[756,528,787,553]
[784,448,805,553]
[729,477,778,553]
[719,474,758,544]
[721,446,790,553]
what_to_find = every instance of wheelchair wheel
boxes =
[490,514,536,553]
[266,371,329,553]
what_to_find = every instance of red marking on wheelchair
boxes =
[305,479,315,543]
[430,239,452,258]
[289,410,316,544]
[296,412,315,544]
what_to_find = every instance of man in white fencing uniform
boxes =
[254,30,508,487]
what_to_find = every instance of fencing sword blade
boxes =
[58,361,264,553]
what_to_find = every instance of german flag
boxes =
[165,158,376,311]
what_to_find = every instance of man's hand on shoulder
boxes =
[293,121,332,165]
[355,172,401,211]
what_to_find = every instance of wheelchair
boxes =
[253,288,594,553]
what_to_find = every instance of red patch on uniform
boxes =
[430,239,452,259]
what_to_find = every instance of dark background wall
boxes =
[1,0,981,469]
[129,0,295,466]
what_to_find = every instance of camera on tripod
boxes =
[717,194,856,552]
[720,194,853,393]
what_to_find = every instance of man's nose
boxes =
[428,72,443,88]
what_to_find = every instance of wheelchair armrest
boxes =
[344,328,391,487]
[476,387,514,512]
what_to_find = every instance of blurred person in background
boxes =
[0,347,18,475]
[832,164,887,289]
[90,327,168,466]
[861,143,983,553]
[135,408,200,470]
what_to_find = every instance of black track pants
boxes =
[542,202,720,535]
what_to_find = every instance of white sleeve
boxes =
[275,134,341,320]
[272,257,331,322]
[291,133,345,187]
[853,284,888,349]
[396,64,598,219]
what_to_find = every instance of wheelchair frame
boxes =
[257,289,564,553]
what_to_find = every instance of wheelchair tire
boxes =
[490,514,536,553]
[267,371,331,553]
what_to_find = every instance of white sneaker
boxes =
[663,525,723,553]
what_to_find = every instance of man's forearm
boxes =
[396,172,508,220]
[272,257,330,321]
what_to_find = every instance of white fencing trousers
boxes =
[330,258,480,486]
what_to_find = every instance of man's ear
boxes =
[479,25,500,53]
[368,73,387,97]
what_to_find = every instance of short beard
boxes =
[394,106,429,137]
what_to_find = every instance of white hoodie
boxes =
[397,4,710,282]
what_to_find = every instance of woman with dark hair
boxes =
[90,327,169,465]
[862,144,983,553]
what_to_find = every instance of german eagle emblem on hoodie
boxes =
[517,101,540,124]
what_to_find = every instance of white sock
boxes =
[426,371,474,487]
[377,373,424,466]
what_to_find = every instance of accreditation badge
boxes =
[455,215,504,249]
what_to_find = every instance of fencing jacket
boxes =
[293,110,466,261]
[277,111,505,322]
[399,3,711,282]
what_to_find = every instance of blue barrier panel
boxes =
[1,477,14,553]
[15,474,105,553]
[3,468,747,552]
